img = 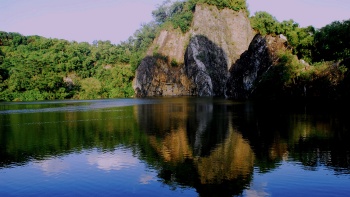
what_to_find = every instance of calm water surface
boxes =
[0,98,349,197]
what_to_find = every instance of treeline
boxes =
[0,21,161,101]
[0,33,130,101]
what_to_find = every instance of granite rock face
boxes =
[184,35,228,96]
[225,34,288,99]
[133,4,254,97]
[191,4,255,70]
[134,56,192,97]
[133,3,290,99]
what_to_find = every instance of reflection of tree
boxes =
[291,136,350,173]
[233,102,350,174]
[0,105,143,167]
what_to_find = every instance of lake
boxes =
[0,97,349,197]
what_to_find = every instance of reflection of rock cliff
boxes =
[195,128,254,184]
[134,98,255,195]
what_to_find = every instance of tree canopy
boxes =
[0,32,142,101]
[313,20,350,62]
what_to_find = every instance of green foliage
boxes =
[314,19,350,62]
[170,10,193,32]
[0,32,138,101]
[251,13,350,64]
[129,22,159,70]
[76,77,101,100]
[250,11,280,36]
[0,48,4,64]
[196,0,248,12]
[170,59,179,67]
[153,0,248,33]
[153,0,185,24]
[153,0,193,33]
[250,12,315,63]
[95,65,135,98]
[254,50,347,100]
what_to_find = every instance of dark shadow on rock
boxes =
[185,35,229,97]
[134,35,230,98]
[226,34,283,100]
[134,56,157,97]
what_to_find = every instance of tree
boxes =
[314,19,350,62]
[250,11,280,36]
[78,77,102,100]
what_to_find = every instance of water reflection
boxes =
[135,98,255,196]
[231,102,350,174]
[0,98,350,196]
[87,150,139,171]
[35,157,70,175]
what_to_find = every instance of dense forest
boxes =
[0,0,349,101]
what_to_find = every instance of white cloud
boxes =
[243,181,270,197]
[87,150,138,171]
[35,158,70,175]
[139,174,155,185]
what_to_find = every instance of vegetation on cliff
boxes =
[250,11,350,100]
[153,0,249,33]
[250,11,350,64]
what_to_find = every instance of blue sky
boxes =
[0,0,349,44]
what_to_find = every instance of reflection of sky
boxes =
[0,99,158,115]
[244,161,350,197]
[2,149,349,196]
[244,180,270,197]
[34,158,70,175]
[87,150,138,171]
[0,148,197,196]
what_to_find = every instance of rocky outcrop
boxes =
[185,35,228,96]
[133,4,254,97]
[133,3,290,99]
[192,4,255,69]
[225,34,288,99]
[133,56,192,97]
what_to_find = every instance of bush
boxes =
[170,59,179,67]
[314,19,350,62]
[250,12,315,63]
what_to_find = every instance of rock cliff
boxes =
[133,3,289,99]
[133,4,254,97]
[226,34,288,99]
